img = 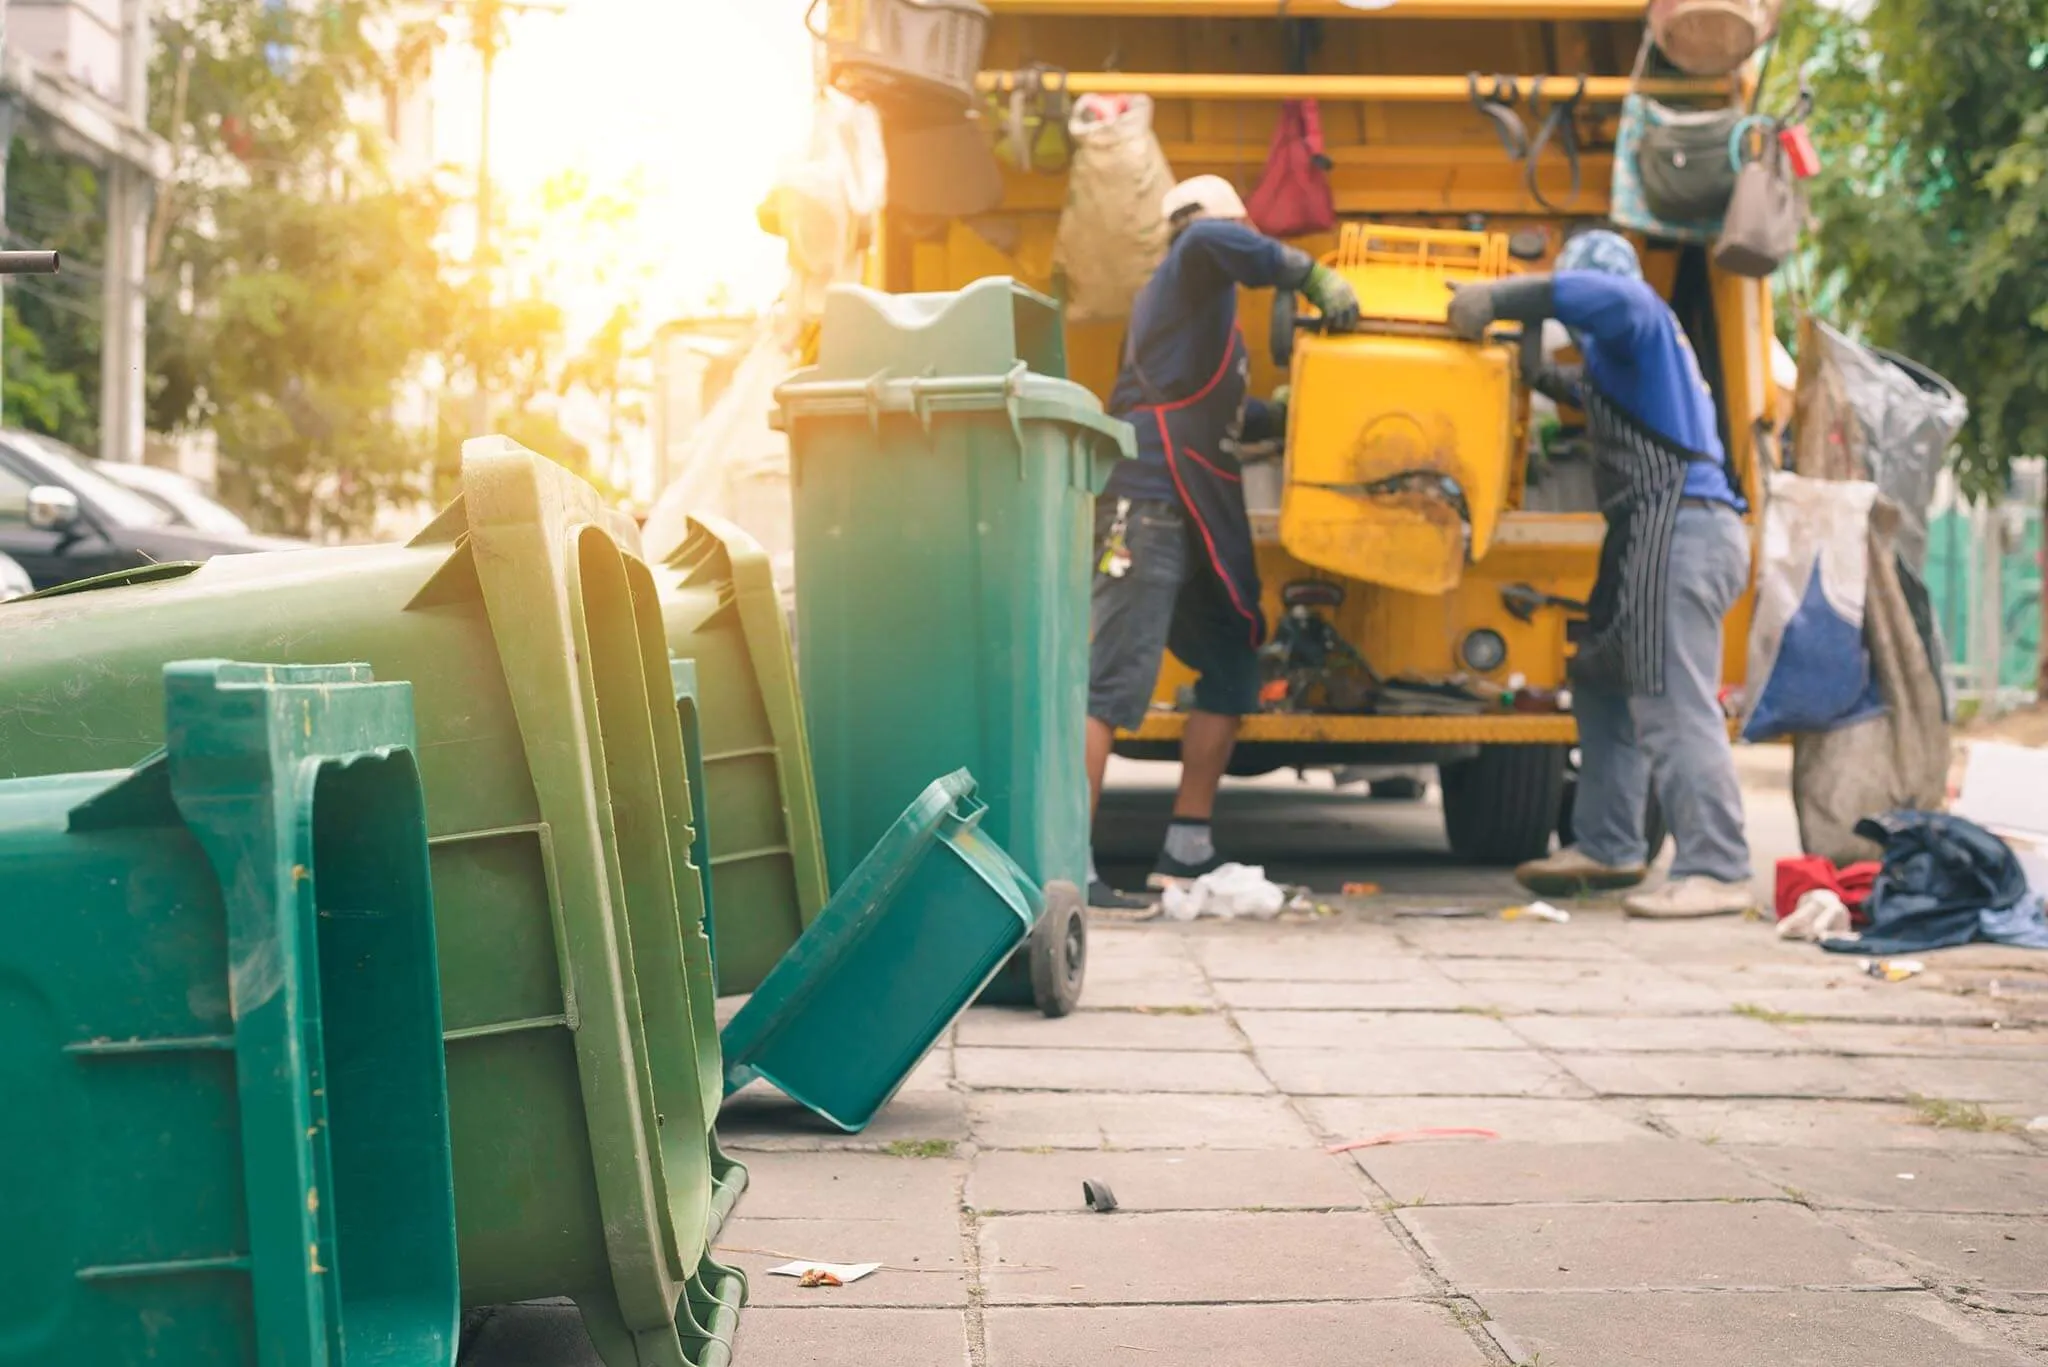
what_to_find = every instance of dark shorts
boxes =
[1088,497,1262,732]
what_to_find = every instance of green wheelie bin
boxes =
[0,660,457,1367]
[775,277,1133,1015]
[0,442,741,1367]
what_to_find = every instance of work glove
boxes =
[1302,264,1361,334]
[1448,274,1557,341]
[1446,281,1497,341]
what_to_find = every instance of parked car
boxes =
[0,431,298,591]
[94,459,256,537]
[0,549,31,600]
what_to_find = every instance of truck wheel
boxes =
[1558,772,1670,861]
[1438,744,1569,865]
[1028,881,1087,1018]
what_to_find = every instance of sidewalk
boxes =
[717,904,2048,1365]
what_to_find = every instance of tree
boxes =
[2,140,103,451]
[145,0,460,538]
[1773,0,2048,502]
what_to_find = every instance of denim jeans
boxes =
[1574,503,1754,882]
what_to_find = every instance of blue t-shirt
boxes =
[1104,220,1303,502]
[1552,271,1745,509]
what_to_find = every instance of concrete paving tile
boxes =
[967,1148,1364,1214]
[734,1309,967,1366]
[1717,986,2010,1024]
[1084,927,1199,962]
[716,1214,967,1307]
[1395,923,1640,962]
[719,1084,969,1151]
[1401,1201,1915,1290]
[1299,1096,1658,1145]
[967,1091,1320,1150]
[1729,1147,2048,1214]
[1506,1012,1802,1053]
[1781,1021,2048,1060]
[1558,1050,1903,1099]
[1479,1290,2037,1367]
[897,1050,954,1092]
[953,1006,1242,1052]
[1646,1098,2040,1151]
[714,1151,963,1222]
[954,1047,1272,1094]
[1431,956,1679,984]
[1357,1138,1780,1205]
[1191,935,1435,982]
[979,1210,1432,1304]
[1210,976,1483,1011]
[1875,1055,2048,1106]
[1074,960,1218,1009]
[1463,977,1739,1015]
[982,1302,1490,1367]
[1843,1212,2048,1291]
[1234,1009,1528,1052]
[1258,1046,1586,1098]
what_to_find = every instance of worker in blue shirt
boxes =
[1449,229,1755,918]
[1086,175,1360,911]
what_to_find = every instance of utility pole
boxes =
[101,0,153,464]
[453,0,564,438]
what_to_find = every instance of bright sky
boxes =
[432,0,817,331]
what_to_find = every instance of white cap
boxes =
[1162,174,1248,226]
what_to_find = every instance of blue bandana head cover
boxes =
[1556,229,1643,280]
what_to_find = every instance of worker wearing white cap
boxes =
[1084,175,1360,912]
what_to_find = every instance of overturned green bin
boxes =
[0,442,741,1367]
[776,277,1132,1015]
[0,660,456,1367]
[655,514,830,996]
[722,769,1040,1131]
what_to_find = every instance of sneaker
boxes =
[1088,879,1159,921]
[1147,849,1226,890]
[1624,876,1756,919]
[1515,846,1647,896]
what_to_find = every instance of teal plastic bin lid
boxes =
[720,768,1040,1131]
[809,276,1066,381]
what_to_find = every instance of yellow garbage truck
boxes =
[827,0,1775,863]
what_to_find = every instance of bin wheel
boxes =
[1029,880,1087,1017]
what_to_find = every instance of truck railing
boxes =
[976,72,1732,103]
[982,0,1653,17]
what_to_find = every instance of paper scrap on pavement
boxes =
[767,1260,881,1285]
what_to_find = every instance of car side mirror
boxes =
[26,485,80,532]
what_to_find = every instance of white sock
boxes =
[1087,851,1100,887]
[1164,819,1215,867]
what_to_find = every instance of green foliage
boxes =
[1772,0,2048,498]
[3,140,104,452]
[146,0,457,538]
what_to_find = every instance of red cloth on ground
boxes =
[1774,855,1881,922]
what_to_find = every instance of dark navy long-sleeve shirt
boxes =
[1104,220,1307,502]
[1550,271,1744,509]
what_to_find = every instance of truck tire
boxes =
[1438,744,1569,865]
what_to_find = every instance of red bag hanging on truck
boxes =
[1246,99,1336,239]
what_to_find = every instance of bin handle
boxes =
[803,0,828,40]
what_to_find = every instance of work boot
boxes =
[1089,880,1159,921]
[1624,876,1756,919]
[1515,846,1647,896]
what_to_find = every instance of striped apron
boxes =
[1570,387,1706,697]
